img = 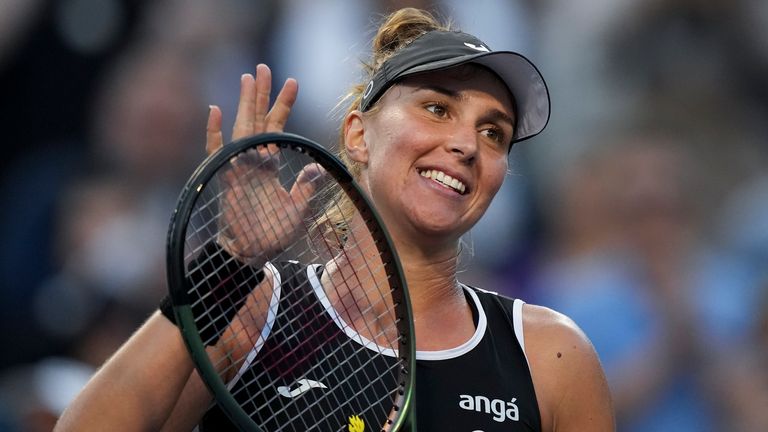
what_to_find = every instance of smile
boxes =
[419,169,467,194]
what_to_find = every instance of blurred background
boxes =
[1,0,766,430]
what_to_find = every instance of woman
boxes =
[56,8,614,431]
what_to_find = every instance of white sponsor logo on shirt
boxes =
[459,394,520,423]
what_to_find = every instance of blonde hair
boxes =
[316,8,452,242]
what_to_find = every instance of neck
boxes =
[396,239,463,309]
[326,214,473,349]
[347,213,466,306]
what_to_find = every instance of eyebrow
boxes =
[413,84,516,129]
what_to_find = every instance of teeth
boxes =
[419,169,466,194]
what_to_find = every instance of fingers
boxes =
[206,105,223,155]
[252,64,272,134]
[231,64,298,141]
[265,78,298,133]
[290,163,327,209]
[232,71,260,140]
[213,64,298,177]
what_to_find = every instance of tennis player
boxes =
[56,7,614,431]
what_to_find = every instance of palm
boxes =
[205,65,323,263]
[218,146,322,260]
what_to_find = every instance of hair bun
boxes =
[372,8,447,62]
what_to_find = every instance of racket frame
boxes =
[166,132,416,431]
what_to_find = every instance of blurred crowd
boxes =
[1,0,767,430]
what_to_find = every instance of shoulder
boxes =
[522,304,615,431]
[523,303,587,348]
[522,304,600,389]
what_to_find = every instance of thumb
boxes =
[289,163,327,209]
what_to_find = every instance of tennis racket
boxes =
[166,132,416,431]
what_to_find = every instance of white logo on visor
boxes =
[464,42,490,52]
[363,80,374,99]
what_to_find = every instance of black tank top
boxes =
[199,262,541,432]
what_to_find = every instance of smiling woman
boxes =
[55,7,615,432]
[345,66,515,248]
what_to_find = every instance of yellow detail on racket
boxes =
[348,415,365,432]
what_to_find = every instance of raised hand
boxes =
[207,64,325,263]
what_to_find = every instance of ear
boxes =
[343,110,369,164]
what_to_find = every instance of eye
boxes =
[481,127,507,145]
[424,102,448,117]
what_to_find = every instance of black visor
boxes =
[360,30,550,143]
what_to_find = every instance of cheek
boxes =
[479,158,509,203]
[366,122,420,174]
[365,106,431,156]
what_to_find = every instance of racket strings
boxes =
[246,343,400,430]
[227,250,400,427]
[312,182,402,345]
[182,142,409,430]
[187,186,399,361]
[226,228,402,428]
[236,316,400,429]
[186,164,397,348]
[222,148,400,344]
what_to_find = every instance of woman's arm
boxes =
[159,267,276,431]
[55,312,195,431]
[525,304,616,432]
[56,64,302,431]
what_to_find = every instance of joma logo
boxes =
[458,394,519,423]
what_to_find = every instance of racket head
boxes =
[166,132,415,431]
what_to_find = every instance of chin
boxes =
[396,204,480,242]
[412,218,471,242]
